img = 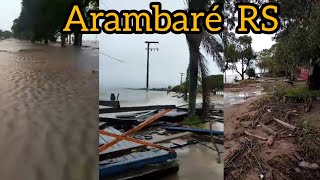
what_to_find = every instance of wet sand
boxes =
[0,39,98,180]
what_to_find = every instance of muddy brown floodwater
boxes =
[0,39,98,180]
[164,144,224,180]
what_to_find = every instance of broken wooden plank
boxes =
[100,105,176,114]
[245,131,267,141]
[99,101,120,108]
[115,110,153,118]
[165,126,224,136]
[99,132,192,160]
[273,118,297,131]
[210,116,224,120]
[99,130,172,152]
[99,109,172,153]
[259,122,278,137]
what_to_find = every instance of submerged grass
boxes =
[182,116,205,128]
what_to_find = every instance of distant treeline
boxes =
[0,30,13,39]
[172,74,223,93]
[11,0,98,46]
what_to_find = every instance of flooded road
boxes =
[224,90,264,106]
[164,144,224,180]
[0,39,98,180]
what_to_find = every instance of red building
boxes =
[300,67,309,80]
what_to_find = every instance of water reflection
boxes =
[224,91,264,106]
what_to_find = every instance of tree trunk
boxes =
[224,71,227,84]
[201,66,210,118]
[186,33,202,118]
[241,59,245,80]
[79,34,82,46]
[188,48,199,118]
[61,34,66,47]
[308,59,320,90]
[44,39,48,45]
[73,32,81,46]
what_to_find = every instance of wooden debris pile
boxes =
[226,97,320,179]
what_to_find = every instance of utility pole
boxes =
[180,73,185,85]
[145,41,159,92]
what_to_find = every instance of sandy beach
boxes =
[0,39,98,180]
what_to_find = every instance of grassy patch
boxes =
[267,84,320,101]
[183,116,205,128]
[285,86,318,99]
[303,119,311,134]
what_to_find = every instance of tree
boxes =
[11,0,98,47]
[185,0,225,118]
[225,34,255,80]
[268,0,320,89]
[246,68,256,79]
[256,46,285,77]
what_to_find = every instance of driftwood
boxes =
[245,131,267,141]
[273,118,297,131]
[299,161,319,170]
[252,106,267,127]
[259,122,278,137]
[285,110,297,120]
[267,135,274,146]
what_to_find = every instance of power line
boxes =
[99,51,126,63]
[100,1,110,9]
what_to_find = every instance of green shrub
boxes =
[246,68,256,79]
[272,85,320,101]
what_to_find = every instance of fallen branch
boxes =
[252,106,266,127]
[299,161,319,170]
[259,122,278,137]
[245,131,267,141]
[273,118,297,131]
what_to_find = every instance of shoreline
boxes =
[224,78,320,179]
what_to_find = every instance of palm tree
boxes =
[185,0,224,118]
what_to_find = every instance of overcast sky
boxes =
[0,0,96,40]
[0,0,21,31]
[99,0,275,89]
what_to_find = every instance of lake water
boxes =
[225,74,248,84]
[0,39,98,180]
[100,88,224,108]
[100,88,186,106]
